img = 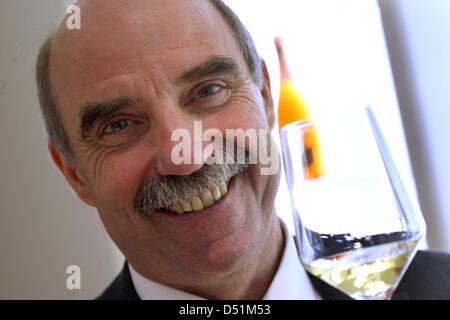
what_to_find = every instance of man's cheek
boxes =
[258,135,280,176]
[94,172,136,209]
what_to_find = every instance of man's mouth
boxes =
[136,150,249,216]
[159,180,230,216]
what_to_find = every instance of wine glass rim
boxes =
[279,105,373,133]
[279,118,317,132]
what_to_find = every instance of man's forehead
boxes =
[50,0,244,112]
[53,0,227,62]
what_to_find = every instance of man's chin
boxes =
[159,169,262,275]
[175,229,258,275]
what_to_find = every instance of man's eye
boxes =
[186,82,229,109]
[195,84,223,98]
[104,119,132,134]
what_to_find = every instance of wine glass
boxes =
[280,105,426,300]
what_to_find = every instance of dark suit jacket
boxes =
[96,250,450,300]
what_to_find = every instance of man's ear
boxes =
[48,143,96,207]
[260,59,276,130]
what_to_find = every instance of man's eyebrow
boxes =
[178,56,242,84]
[78,96,136,141]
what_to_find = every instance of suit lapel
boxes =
[96,261,140,300]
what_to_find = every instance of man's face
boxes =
[50,0,279,279]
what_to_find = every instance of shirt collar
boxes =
[129,218,320,300]
[263,219,321,299]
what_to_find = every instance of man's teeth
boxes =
[212,186,221,201]
[192,196,204,212]
[172,203,184,215]
[219,183,227,196]
[166,182,229,215]
[202,190,215,208]
[182,200,193,212]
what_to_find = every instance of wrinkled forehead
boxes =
[49,0,244,113]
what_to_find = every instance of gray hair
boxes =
[35,0,263,163]
[36,34,76,164]
[209,0,263,87]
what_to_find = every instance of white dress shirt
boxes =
[129,218,321,300]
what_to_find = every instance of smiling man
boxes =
[36,0,314,300]
[36,0,450,300]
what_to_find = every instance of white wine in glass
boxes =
[280,106,426,300]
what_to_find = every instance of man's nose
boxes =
[152,107,213,176]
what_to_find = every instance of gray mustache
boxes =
[135,148,249,215]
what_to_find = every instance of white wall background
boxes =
[0,0,124,299]
[378,0,450,252]
[0,0,448,300]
